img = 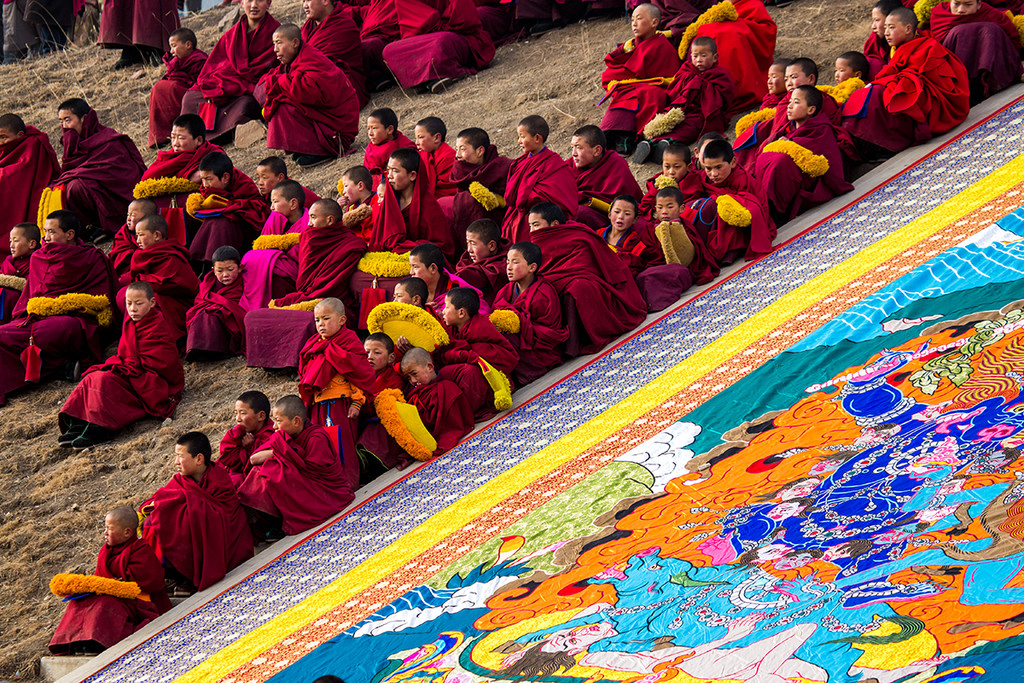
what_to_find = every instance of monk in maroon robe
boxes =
[864,0,903,80]
[49,506,170,655]
[219,391,276,488]
[370,148,454,258]
[0,114,59,251]
[148,29,208,148]
[302,0,367,107]
[191,152,269,263]
[446,129,512,240]
[416,119,457,199]
[364,108,417,177]
[568,125,643,230]
[352,0,401,90]
[455,220,509,303]
[186,246,248,359]
[140,433,253,592]
[98,0,178,67]
[474,0,518,46]
[0,224,36,323]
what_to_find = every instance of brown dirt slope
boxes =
[0,0,871,677]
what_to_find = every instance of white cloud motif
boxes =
[614,422,702,493]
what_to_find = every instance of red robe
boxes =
[447,145,512,240]
[693,0,776,115]
[258,43,360,157]
[362,131,416,177]
[501,147,578,243]
[0,254,31,323]
[931,0,1022,42]
[185,270,248,357]
[421,143,457,198]
[530,222,647,355]
[0,125,59,251]
[148,49,209,147]
[437,312,519,419]
[140,463,253,591]
[302,2,368,107]
[98,0,178,50]
[54,110,146,235]
[408,378,475,453]
[273,223,366,312]
[237,423,356,535]
[110,223,139,281]
[690,163,775,264]
[60,307,184,431]
[48,537,171,654]
[374,365,404,393]
[190,168,268,262]
[600,32,681,135]
[653,61,735,144]
[571,151,643,230]
[141,139,222,183]
[864,32,889,81]
[735,89,841,172]
[639,170,703,219]
[455,239,510,303]
[121,240,199,341]
[493,275,568,385]
[928,1,1022,100]
[218,422,275,488]
[370,175,454,258]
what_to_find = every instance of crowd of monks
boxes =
[0,0,1018,661]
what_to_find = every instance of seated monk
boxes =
[568,125,643,230]
[238,394,358,537]
[140,431,254,594]
[455,218,509,303]
[241,179,309,309]
[728,59,788,163]
[180,0,280,143]
[48,506,171,655]
[352,0,402,93]
[650,187,718,286]
[528,202,647,355]
[363,107,416,179]
[0,112,59,251]
[625,0,717,34]
[1,223,39,323]
[600,4,681,154]
[338,165,377,243]
[118,214,199,343]
[380,0,495,92]
[355,332,403,481]
[51,98,146,239]
[501,115,578,243]
[925,0,1022,103]
[218,391,275,488]
[148,29,208,148]
[370,148,453,259]
[111,199,158,283]
[639,142,702,219]
[189,151,268,264]
[415,117,457,199]
[0,211,118,406]
[301,0,367,107]
[410,242,486,314]
[186,246,249,360]
[843,7,970,157]
[864,0,903,79]
[58,281,184,449]
[256,23,359,168]
[474,0,517,46]
[445,127,512,242]
[253,155,320,210]
[831,51,870,91]
[98,0,177,70]
[492,241,568,385]
[513,0,582,31]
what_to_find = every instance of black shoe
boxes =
[294,154,333,168]
[652,139,671,165]
[430,76,465,94]
[71,424,115,450]
[631,140,652,165]
[112,47,143,70]
[368,76,395,93]
[140,46,163,67]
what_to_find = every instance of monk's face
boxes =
[307,203,335,229]
[655,197,681,223]
[9,228,37,258]
[367,116,393,145]
[702,155,734,186]
[392,283,421,306]
[630,6,656,39]
[884,15,914,47]
[103,514,134,547]
[168,35,193,60]
[527,213,551,232]
[271,407,304,436]
[833,58,860,85]
[784,64,815,92]
[414,125,441,154]
[517,125,544,155]
[0,126,23,146]
[341,176,370,203]
[303,0,332,21]
[455,137,485,165]
[125,288,156,321]
[950,0,979,15]
[387,159,415,193]
[126,201,151,231]
[871,7,887,38]
[465,231,497,263]
[272,32,300,64]
[661,152,688,181]
[200,170,231,191]
[235,399,267,431]
[314,303,345,339]
[270,188,299,218]
[689,43,717,72]
[170,125,201,152]
[786,91,814,124]
[766,64,786,95]
[404,361,436,387]
[57,109,83,135]
[408,255,439,286]
[609,200,637,233]
[365,339,394,372]
[42,219,74,244]
[241,0,271,25]
[213,259,240,286]
[442,297,465,327]
[175,443,207,481]
[135,226,161,250]
[505,249,536,285]
[570,136,600,170]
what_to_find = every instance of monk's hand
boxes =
[241,432,255,449]
[339,194,351,211]
[347,404,360,420]
[396,337,413,354]
[250,449,273,465]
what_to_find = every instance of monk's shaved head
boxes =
[274,23,302,42]
[275,394,307,421]
[311,198,343,220]
[0,113,26,134]
[887,6,917,29]
[137,213,169,238]
[633,3,660,23]
[106,505,138,531]
[127,281,155,299]
[400,346,433,371]
[314,297,345,316]
[130,197,158,216]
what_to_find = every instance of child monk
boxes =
[730,59,788,155]
[190,151,268,264]
[237,394,358,537]
[1,223,38,322]
[148,28,208,148]
[338,165,376,243]
[48,506,171,655]
[185,245,248,360]
[298,297,376,487]
[446,127,512,239]
[354,332,403,482]
[639,142,702,219]
[369,148,453,258]
[0,113,59,250]
[569,125,643,229]
[603,195,663,278]
[437,286,519,420]
[253,155,320,209]
[399,347,474,457]
[219,390,275,488]
[241,179,308,309]
[300,0,367,106]
[365,332,403,392]
[410,242,485,313]
[492,241,567,385]
[415,116,457,198]
[833,52,870,86]
[455,219,510,304]
[651,186,719,286]
[140,431,254,594]
[111,199,158,283]
[363,107,415,178]
[121,214,199,342]
[59,281,184,449]
[501,114,578,242]
[864,0,906,80]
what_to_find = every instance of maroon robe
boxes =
[0,254,31,323]
[928,1,1022,101]
[421,143,457,198]
[863,32,889,81]
[735,89,841,172]
[370,174,454,258]
[120,240,199,341]
[408,378,474,453]
[493,275,568,385]
[142,140,223,183]
[639,170,703,219]
[437,312,519,419]
[447,145,512,241]
[54,110,146,235]
[60,307,184,431]
[98,0,178,50]
[302,2,368,107]
[363,131,416,177]
[694,0,776,115]
[48,537,170,655]
[218,422,275,489]
[600,32,681,136]
[148,49,209,148]
[185,270,248,357]
[689,163,774,264]
[571,151,643,230]
[501,147,578,243]
[140,463,253,591]
[110,223,140,282]
[530,221,647,355]
[190,168,268,262]
[652,61,735,144]
[0,241,118,405]
[237,423,355,535]
[274,221,365,310]
[0,126,59,251]
[455,239,509,303]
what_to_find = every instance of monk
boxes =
[649,187,718,287]
[446,127,512,242]
[569,125,643,229]
[186,245,248,360]
[415,116,457,199]
[148,29,208,148]
[600,4,681,154]
[1,223,38,322]
[501,115,578,243]
[639,141,703,219]
[492,240,568,385]
[237,395,357,537]
[180,0,280,142]
[527,202,647,355]
[301,0,367,107]
[833,51,870,86]
[338,165,377,243]
[370,147,453,258]
[98,0,178,70]
[865,0,907,80]
[380,0,495,92]
[353,0,401,93]
[218,391,275,488]
[602,194,665,279]
[397,346,474,458]
[456,218,509,303]
[256,23,359,167]
[52,98,146,240]
[240,179,307,310]
[58,281,184,449]
[474,0,517,46]
[627,0,716,33]
[0,211,118,406]
[48,506,170,655]
[410,242,485,314]
[139,115,223,215]
[363,107,416,178]
[0,112,59,251]
[190,151,268,264]
[843,7,970,157]
[111,199,157,283]
[253,155,320,209]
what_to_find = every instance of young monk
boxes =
[834,51,870,85]
[501,115,578,243]
[338,165,376,243]
[410,242,485,313]
[1,223,38,322]
[603,195,663,278]
[445,127,512,240]
[110,199,158,283]
[864,0,906,80]
[254,155,320,209]
[638,142,702,219]
[180,0,280,142]
[0,211,118,405]
[652,186,719,286]
[570,125,643,229]
[140,431,254,594]
[241,179,308,309]
[370,148,453,258]
[492,241,568,385]
[301,0,367,106]
[365,332,403,392]
[600,3,681,154]
[399,347,474,455]
[120,214,200,342]
[363,107,415,178]
[48,506,171,655]
[219,391,276,488]
[455,219,510,303]
[237,394,358,536]
[186,245,249,360]
[190,151,268,264]
[58,281,184,448]
[415,116,457,198]
[148,28,208,148]
[843,7,971,157]
[0,113,59,250]
[256,23,359,167]
[729,59,789,157]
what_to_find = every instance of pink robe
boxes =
[240,210,308,309]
